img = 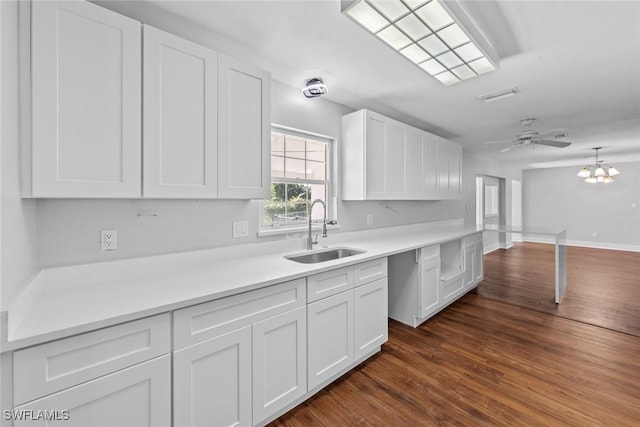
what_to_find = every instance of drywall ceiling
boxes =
[129,0,640,170]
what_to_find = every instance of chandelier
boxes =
[577,147,620,184]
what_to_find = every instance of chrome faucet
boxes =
[307,199,327,250]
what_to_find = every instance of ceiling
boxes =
[140,0,640,170]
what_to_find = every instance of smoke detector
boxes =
[302,78,328,98]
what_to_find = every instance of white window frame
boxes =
[258,124,338,236]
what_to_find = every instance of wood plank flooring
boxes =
[269,244,640,426]
[478,242,640,337]
[270,295,640,426]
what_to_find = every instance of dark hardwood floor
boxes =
[269,244,640,426]
[478,242,640,337]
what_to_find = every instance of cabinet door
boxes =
[14,356,170,427]
[386,122,407,197]
[364,112,387,198]
[448,142,462,199]
[252,306,306,423]
[422,134,439,199]
[473,244,484,283]
[406,129,423,198]
[307,292,354,390]
[436,138,450,199]
[174,327,252,427]
[354,278,388,360]
[464,247,475,289]
[29,1,141,198]
[419,261,440,319]
[143,25,218,198]
[218,54,270,199]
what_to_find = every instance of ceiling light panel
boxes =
[400,43,431,63]
[377,25,412,49]
[369,0,409,21]
[415,1,453,30]
[396,13,431,40]
[342,0,499,85]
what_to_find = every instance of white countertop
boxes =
[1,220,482,351]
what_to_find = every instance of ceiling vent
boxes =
[478,86,519,102]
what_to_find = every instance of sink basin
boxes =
[285,247,366,264]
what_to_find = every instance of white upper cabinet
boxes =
[422,134,439,199]
[406,128,424,198]
[342,109,461,200]
[434,135,462,200]
[142,25,218,198]
[217,54,271,199]
[22,0,141,198]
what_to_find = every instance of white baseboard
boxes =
[483,242,501,254]
[522,236,640,253]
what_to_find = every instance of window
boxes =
[261,126,334,230]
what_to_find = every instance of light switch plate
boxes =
[232,220,249,238]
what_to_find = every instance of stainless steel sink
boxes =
[284,247,366,264]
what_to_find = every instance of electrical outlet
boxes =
[232,220,249,238]
[592,231,599,238]
[101,229,118,251]
[366,214,373,226]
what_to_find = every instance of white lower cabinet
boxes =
[173,326,252,427]
[464,234,484,290]
[389,233,482,328]
[306,259,388,392]
[389,246,440,327]
[307,291,354,390]
[354,278,388,360]
[252,306,307,424]
[419,261,440,319]
[14,355,171,427]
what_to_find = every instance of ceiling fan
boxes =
[486,118,572,152]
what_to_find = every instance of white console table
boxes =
[484,225,568,303]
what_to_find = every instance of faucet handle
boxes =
[312,234,319,246]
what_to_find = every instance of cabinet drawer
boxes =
[307,266,354,303]
[354,258,388,287]
[173,279,305,350]
[418,245,440,264]
[463,233,483,247]
[13,313,170,406]
[441,274,465,302]
[14,355,171,427]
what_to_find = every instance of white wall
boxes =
[1,0,38,306]
[523,162,640,251]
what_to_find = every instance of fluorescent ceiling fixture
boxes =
[346,1,389,33]
[437,24,469,47]
[342,0,499,85]
[454,43,483,62]
[377,25,412,49]
[419,34,448,56]
[451,64,475,80]
[419,59,446,75]
[369,0,409,21]
[415,1,453,30]
[433,70,458,86]
[396,13,431,40]
[400,43,431,63]
[436,51,463,68]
